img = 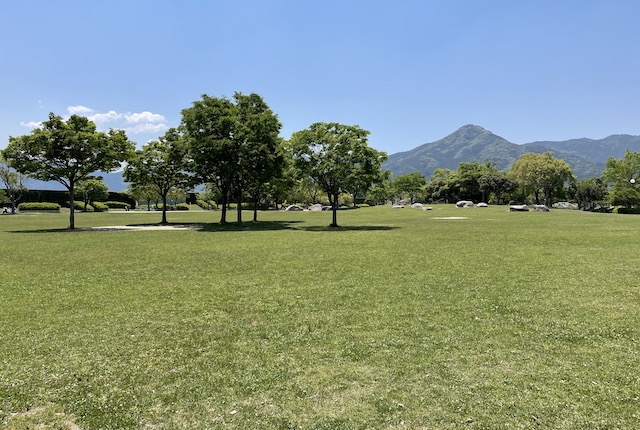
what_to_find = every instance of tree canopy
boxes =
[508,152,574,206]
[290,122,387,227]
[3,113,134,228]
[124,128,193,224]
[603,150,640,208]
[181,92,282,225]
[0,154,28,214]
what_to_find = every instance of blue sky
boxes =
[1,0,639,155]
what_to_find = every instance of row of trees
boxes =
[385,151,640,210]
[3,91,638,228]
[2,93,388,228]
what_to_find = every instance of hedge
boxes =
[18,202,61,211]
[104,201,131,209]
[196,200,217,210]
[92,202,109,212]
[176,203,189,211]
[73,201,94,211]
[615,207,640,214]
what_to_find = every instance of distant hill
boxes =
[24,171,129,192]
[383,125,640,179]
[523,135,640,164]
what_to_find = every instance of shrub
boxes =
[92,202,109,212]
[18,202,61,211]
[176,203,189,211]
[196,199,217,210]
[615,207,640,214]
[104,201,131,209]
[73,201,94,211]
[356,203,370,208]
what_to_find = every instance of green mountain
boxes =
[383,125,640,179]
[523,135,640,164]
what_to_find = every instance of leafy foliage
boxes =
[3,113,133,228]
[124,128,193,224]
[508,152,575,205]
[603,150,640,207]
[290,122,387,226]
[181,92,282,225]
[17,202,60,210]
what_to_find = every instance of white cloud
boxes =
[20,106,170,136]
[125,111,165,124]
[67,105,95,115]
[88,110,122,124]
[124,123,169,134]
[20,121,42,129]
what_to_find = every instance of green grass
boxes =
[1,206,639,429]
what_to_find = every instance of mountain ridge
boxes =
[383,125,640,180]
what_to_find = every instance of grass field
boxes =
[1,206,638,429]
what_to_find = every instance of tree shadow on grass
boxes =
[299,225,398,232]
[8,221,397,233]
[196,220,302,232]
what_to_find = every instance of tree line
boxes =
[385,151,640,211]
[3,92,639,228]
[2,92,387,229]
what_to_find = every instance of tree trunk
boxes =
[161,194,168,225]
[253,193,259,222]
[220,192,228,224]
[69,184,75,230]
[237,187,243,226]
[330,192,339,227]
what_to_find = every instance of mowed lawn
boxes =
[0,206,638,429]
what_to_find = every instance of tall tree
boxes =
[3,113,133,229]
[127,183,159,211]
[456,161,499,202]
[478,172,517,204]
[425,168,455,203]
[76,177,109,211]
[392,172,425,203]
[124,128,193,224]
[0,155,28,214]
[574,177,607,210]
[508,152,574,206]
[235,94,283,223]
[290,122,386,227]
[603,150,640,208]
[181,92,282,225]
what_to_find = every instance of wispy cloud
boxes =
[67,105,95,115]
[20,106,169,136]
[20,121,42,129]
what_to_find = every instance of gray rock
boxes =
[308,204,323,212]
[509,204,529,212]
[285,204,304,211]
[533,204,550,212]
[456,200,474,208]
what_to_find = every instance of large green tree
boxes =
[603,150,640,208]
[392,172,425,203]
[0,155,28,214]
[76,177,109,211]
[290,122,386,227]
[508,152,574,206]
[478,171,517,204]
[424,168,455,203]
[455,161,499,202]
[124,128,193,224]
[181,92,282,225]
[3,113,133,229]
[574,177,607,210]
